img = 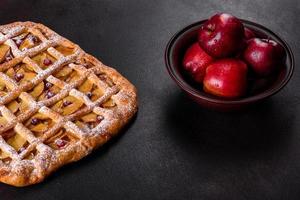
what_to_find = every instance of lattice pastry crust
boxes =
[0,22,137,186]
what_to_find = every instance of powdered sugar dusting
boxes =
[0,26,25,44]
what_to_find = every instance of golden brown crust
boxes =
[0,21,138,186]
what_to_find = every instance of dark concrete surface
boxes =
[0,0,299,199]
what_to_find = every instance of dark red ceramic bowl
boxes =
[165,19,294,111]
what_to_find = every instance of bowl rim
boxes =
[165,19,295,105]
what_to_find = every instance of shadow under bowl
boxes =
[165,19,294,111]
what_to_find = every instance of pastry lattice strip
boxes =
[0,27,25,44]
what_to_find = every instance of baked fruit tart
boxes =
[0,21,137,186]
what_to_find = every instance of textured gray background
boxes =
[0,0,299,199]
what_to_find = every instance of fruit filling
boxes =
[27,81,45,100]
[77,78,103,101]
[0,93,30,116]
[25,113,55,137]
[0,127,38,161]
[101,98,116,108]
[53,65,80,84]
[0,44,13,64]
[37,81,60,101]
[51,95,85,116]
[0,85,11,96]
[75,77,116,108]
[0,131,29,161]
[6,133,28,152]
[31,52,56,69]
[74,112,104,132]
[5,97,21,114]
[4,63,37,85]
[12,32,41,51]
[55,45,75,56]
[45,128,79,150]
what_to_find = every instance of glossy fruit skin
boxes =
[243,38,286,76]
[182,43,214,83]
[198,13,244,58]
[244,27,256,40]
[203,59,248,98]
